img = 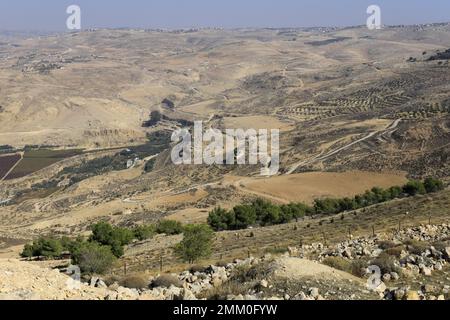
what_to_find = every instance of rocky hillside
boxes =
[1,223,448,300]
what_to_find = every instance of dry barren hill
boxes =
[0,24,449,244]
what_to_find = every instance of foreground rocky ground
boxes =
[0,224,449,300]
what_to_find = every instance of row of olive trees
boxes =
[208,198,313,231]
[208,178,445,231]
[313,177,444,215]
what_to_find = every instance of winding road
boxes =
[286,119,401,175]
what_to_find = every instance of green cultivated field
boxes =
[5,149,82,180]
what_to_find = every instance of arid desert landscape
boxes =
[0,24,449,300]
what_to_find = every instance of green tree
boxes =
[314,198,340,215]
[156,220,184,235]
[403,180,426,196]
[21,237,63,259]
[90,221,115,244]
[207,207,234,231]
[90,222,133,257]
[21,243,34,258]
[111,227,134,246]
[338,197,357,211]
[259,204,282,226]
[133,224,156,241]
[175,224,214,264]
[233,205,257,229]
[280,204,294,223]
[71,241,117,275]
[423,177,444,193]
[388,186,403,199]
[252,198,285,224]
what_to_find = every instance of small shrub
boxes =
[371,253,400,274]
[71,241,117,275]
[264,246,289,255]
[423,177,444,193]
[322,256,351,273]
[21,244,34,258]
[156,220,184,235]
[151,274,182,288]
[90,222,133,257]
[403,180,426,196]
[175,224,214,264]
[378,240,398,250]
[133,224,156,241]
[384,246,405,258]
[103,275,121,286]
[21,237,63,259]
[404,240,430,255]
[351,259,369,277]
[119,275,149,289]
[215,261,229,268]
[144,158,156,173]
[208,207,235,231]
[432,241,449,252]
[190,265,207,273]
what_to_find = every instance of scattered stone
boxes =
[390,272,399,281]
[382,274,391,282]
[405,291,420,301]
[259,279,269,288]
[309,287,319,299]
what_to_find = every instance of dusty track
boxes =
[286,119,402,174]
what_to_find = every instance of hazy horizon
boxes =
[1,0,450,31]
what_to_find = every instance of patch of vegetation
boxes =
[144,158,156,173]
[404,239,430,255]
[305,37,351,46]
[21,237,63,259]
[0,153,21,179]
[156,220,184,235]
[427,48,450,61]
[384,246,405,258]
[200,261,272,300]
[22,235,117,274]
[142,110,162,127]
[133,224,156,241]
[322,256,352,273]
[423,177,445,193]
[208,199,312,231]
[350,259,369,278]
[119,274,149,289]
[71,241,117,275]
[60,155,127,182]
[5,148,82,180]
[58,131,171,185]
[371,253,401,275]
[151,274,183,288]
[90,222,134,257]
[132,130,172,159]
[175,224,214,264]
[161,98,175,109]
[0,145,14,152]
[207,178,445,231]
[21,219,186,273]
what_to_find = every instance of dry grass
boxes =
[239,171,408,204]
[120,189,450,274]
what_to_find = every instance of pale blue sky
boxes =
[1,0,450,31]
